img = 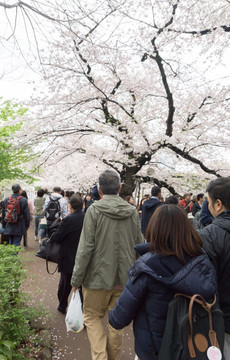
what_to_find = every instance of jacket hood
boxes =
[200,199,213,226]
[144,197,161,210]
[213,211,230,233]
[50,193,62,200]
[129,249,216,299]
[92,195,137,220]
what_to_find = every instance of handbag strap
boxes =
[45,232,58,275]
[46,259,58,275]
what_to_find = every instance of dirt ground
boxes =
[20,226,136,360]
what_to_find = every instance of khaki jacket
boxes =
[71,195,144,290]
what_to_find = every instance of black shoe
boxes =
[57,306,66,314]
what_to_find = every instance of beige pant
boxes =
[83,287,124,360]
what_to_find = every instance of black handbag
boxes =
[36,233,60,274]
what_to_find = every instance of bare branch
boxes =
[141,176,178,195]
[168,25,230,36]
[187,96,212,123]
[141,2,180,137]
[156,0,180,36]
[163,142,222,177]
[0,1,58,21]
[150,50,175,137]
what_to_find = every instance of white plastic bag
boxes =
[65,291,84,333]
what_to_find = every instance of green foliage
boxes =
[0,245,47,358]
[0,98,37,183]
[172,173,210,193]
[0,331,15,360]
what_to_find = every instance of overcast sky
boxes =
[0,4,44,103]
[0,3,230,104]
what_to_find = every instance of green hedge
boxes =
[0,245,47,359]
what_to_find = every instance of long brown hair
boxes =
[146,204,204,264]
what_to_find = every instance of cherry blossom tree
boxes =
[1,0,230,196]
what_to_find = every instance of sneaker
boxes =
[35,236,38,241]
[39,239,42,244]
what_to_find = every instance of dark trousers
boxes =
[57,272,83,312]
[8,235,22,247]
[58,272,72,312]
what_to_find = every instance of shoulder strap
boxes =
[175,293,219,358]
[49,197,60,203]
[16,195,23,214]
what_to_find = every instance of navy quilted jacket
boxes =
[109,243,217,359]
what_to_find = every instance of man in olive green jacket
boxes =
[71,169,143,360]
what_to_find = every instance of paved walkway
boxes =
[20,227,135,360]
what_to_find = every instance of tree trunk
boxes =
[120,166,138,199]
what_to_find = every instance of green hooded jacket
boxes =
[71,195,144,290]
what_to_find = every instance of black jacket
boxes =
[2,193,30,236]
[191,202,201,216]
[198,210,230,333]
[51,210,84,273]
[141,197,162,236]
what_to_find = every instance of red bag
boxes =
[4,196,22,224]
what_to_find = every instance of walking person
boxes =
[34,189,45,242]
[1,184,30,247]
[141,186,162,237]
[51,194,84,314]
[109,204,217,360]
[43,186,69,235]
[191,193,205,216]
[21,190,34,246]
[179,193,192,213]
[197,177,230,359]
[71,169,143,360]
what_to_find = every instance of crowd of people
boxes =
[0,172,230,360]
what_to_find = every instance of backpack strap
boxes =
[175,293,219,358]
[17,196,23,216]
[188,294,219,353]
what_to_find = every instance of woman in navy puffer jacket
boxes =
[109,204,217,360]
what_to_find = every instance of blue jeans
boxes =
[8,235,22,247]
[34,215,45,238]
[0,224,4,234]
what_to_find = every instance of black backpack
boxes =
[157,293,225,360]
[45,197,61,222]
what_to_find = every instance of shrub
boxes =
[0,245,48,358]
[0,331,15,360]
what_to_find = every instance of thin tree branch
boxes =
[163,142,221,177]
[0,1,58,21]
